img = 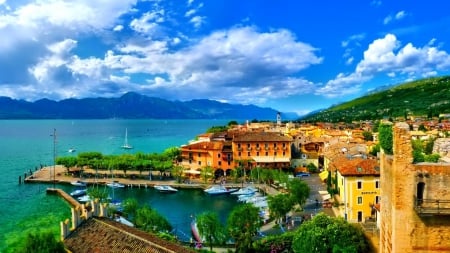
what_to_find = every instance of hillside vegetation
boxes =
[300,76,450,122]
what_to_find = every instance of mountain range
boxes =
[0,92,298,120]
[299,76,450,122]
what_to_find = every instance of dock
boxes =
[46,188,80,208]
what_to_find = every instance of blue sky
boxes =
[1,0,450,116]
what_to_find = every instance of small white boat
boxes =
[115,216,134,227]
[70,188,87,197]
[68,148,76,153]
[231,185,258,195]
[71,180,87,187]
[106,181,125,188]
[154,185,178,193]
[77,195,91,203]
[204,185,238,195]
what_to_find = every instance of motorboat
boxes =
[77,195,91,203]
[106,181,125,188]
[237,192,261,202]
[231,185,258,195]
[115,215,134,227]
[154,185,178,193]
[204,185,238,195]
[71,180,87,187]
[70,188,87,197]
[68,148,76,153]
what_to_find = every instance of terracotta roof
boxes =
[336,158,380,177]
[64,217,196,253]
[181,141,223,151]
[233,132,292,142]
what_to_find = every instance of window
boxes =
[357,181,362,189]
[238,143,241,148]
[256,152,259,156]
[375,180,379,188]
[375,196,380,204]
[198,153,201,157]
[218,161,221,166]
[283,143,286,147]
[357,196,363,204]
[274,143,277,147]
[256,143,260,148]
[247,143,250,148]
[247,152,250,156]
[274,152,277,156]
[238,152,241,157]
[282,151,285,156]
[265,152,268,156]
[218,154,221,158]
[198,161,201,165]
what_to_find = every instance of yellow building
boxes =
[333,157,380,222]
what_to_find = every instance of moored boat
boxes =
[231,185,258,195]
[70,188,87,197]
[71,180,87,187]
[204,185,238,195]
[106,181,125,188]
[77,195,91,203]
[154,185,178,193]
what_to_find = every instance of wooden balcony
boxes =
[414,196,450,216]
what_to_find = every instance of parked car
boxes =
[295,172,311,177]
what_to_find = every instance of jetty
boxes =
[46,188,80,208]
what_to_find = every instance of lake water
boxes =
[0,119,237,251]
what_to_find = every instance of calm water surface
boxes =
[0,119,236,251]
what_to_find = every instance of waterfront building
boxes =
[232,131,292,169]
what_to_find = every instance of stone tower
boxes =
[379,122,450,253]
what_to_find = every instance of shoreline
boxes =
[24,165,278,194]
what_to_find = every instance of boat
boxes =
[121,128,133,149]
[190,219,203,245]
[106,181,125,188]
[71,180,87,187]
[68,148,76,153]
[154,185,178,193]
[204,185,238,195]
[115,215,134,227]
[70,188,87,197]
[77,195,91,203]
[231,185,258,195]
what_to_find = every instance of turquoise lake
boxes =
[0,119,237,251]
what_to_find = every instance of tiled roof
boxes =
[64,217,196,253]
[337,158,380,177]
[181,141,223,151]
[233,132,292,142]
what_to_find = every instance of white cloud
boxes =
[189,15,204,29]
[319,34,450,98]
[130,9,165,35]
[185,9,196,17]
[384,10,407,25]
[113,25,124,32]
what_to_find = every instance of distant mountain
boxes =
[0,92,297,120]
[299,76,450,122]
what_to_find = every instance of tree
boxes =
[196,211,226,251]
[135,205,172,233]
[171,165,185,183]
[288,179,310,208]
[227,203,262,253]
[292,213,369,253]
[17,230,65,253]
[267,194,295,225]
[122,198,139,220]
[378,123,393,155]
[200,166,214,184]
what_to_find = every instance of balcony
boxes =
[414,196,450,216]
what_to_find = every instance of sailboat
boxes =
[121,128,133,149]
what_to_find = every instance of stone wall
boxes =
[379,122,450,253]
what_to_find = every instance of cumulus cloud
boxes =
[319,33,450,97]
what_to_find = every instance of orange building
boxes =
[232,132,292,169]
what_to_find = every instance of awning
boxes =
[321,194,331,201]
[252,157,290,163]
[183,170,200,175]
[319,170,329,181]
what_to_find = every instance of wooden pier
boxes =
[46,188,80,208]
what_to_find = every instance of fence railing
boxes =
[414,196,450,216]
